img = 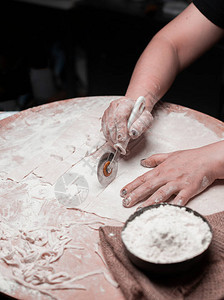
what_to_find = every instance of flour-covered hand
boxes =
[101,97,153,152]
[121,141,224,209]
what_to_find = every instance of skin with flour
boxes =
[101,3,224,208]
[121,141,224,209]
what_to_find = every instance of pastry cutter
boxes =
[97,96,145,186]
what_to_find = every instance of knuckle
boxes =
[139,175,147,184]
[157,189,167,200]
[129,191,137,201]
[178,189,190,200]
[167,167,177,175]
[116,126,127,140]
[148,157,156,167]
[117,134,126,142]
[110,99,119,107]
[176,195,188,206]
[165,184,176,194]
[152,168,160,177]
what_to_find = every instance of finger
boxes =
[115,100,134,143]
[129,110,153,139]
[104,100,120,145]
[114,139,130,155]
[141,153,170,168]
[101,111,110,141]
[120,171,152,198]
[116,122,128,143]
[108,121,117,145]
[122,181,161,208]
[172,176,210,206]
[172,190,192,206]
[114,115,130,152]
[136,183,180,209]
[108,98,134,145]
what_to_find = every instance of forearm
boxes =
[101,3,223,149]
[125,34,180,111]
[125,3,224,111]
[209,140,224,180]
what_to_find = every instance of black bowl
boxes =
[121,204,213,276]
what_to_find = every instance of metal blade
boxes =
[97,151,118,187]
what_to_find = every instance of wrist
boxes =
[208,141,224,180]
[125,92,158,112]
[125,85,159,112]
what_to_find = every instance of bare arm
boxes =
[126,3,224,110]
[102,3,224,150]
[102,3,224,209]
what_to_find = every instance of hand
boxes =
[121,141,224,209]
[101,97,153,153]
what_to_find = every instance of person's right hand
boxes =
[101,97,153,153]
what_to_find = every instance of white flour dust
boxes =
[0,97,223,298]
[122,205,212,264]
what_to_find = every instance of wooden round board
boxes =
[0,96,224,299]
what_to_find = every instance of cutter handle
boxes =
[127,96,146,130]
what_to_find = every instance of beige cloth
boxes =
[99,211,224,300]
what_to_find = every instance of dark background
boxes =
[1,0,224,120]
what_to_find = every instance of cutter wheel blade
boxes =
[97,152,118,186]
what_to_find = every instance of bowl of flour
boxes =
[121,204,212,275]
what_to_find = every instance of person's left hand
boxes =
[120,142,224,209]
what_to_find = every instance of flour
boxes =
[0,214,118,298]
[0,97,223,298]
[122,205,212,264]
[77,106,224,220]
